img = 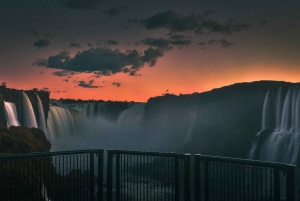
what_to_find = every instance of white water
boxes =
[37,95,47,133]
[22,92,38,128]
[249,85,300,164]
[46,103,148,152]
[4,101,20,127]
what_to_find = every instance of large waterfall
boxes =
[22,92,38,128]
[4,101,20,128]
[249,85,300,164]
[46,103,147,152]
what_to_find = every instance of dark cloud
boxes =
[62,0,100,10]
[216,38,234,48]
[141,10,249,35]
[169,34,186,40]
[103,6,127,17]
[87,43,93,47]
[138,38,171,48]
[141,47,164,67]
[78,80,100,88]
[63,79,69,82]
[33,38,51,49]
[138,37,191,49]
[106,40,118,45]
[141,10,200,32]
[34,47,165,76]
[112,82,121,87]
[70,42,81,48]
[171,39,192,46]
[52,70,75,77]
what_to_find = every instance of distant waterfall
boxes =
[249,85,300,164]
[4,101,20,128]
[22,92,38,128]
[46,105,78,141]
[37,95,47,133]
[117,103,144,131]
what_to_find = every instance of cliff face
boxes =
[143,81,296,158]
[0,126,52,200]
[0,126,51,153]
[0,87,49,128]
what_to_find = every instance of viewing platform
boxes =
[0,149,297,201]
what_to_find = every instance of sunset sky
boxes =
[1,0,300,102]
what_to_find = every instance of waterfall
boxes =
[249,85,300,164]
[22,92,38,128]
[117,103,144,131]
[37,95,47,133]
[4,101,20,128]
[46,105,78,141]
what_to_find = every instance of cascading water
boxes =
[248,85,300,164]
[47,103,150,152]
[22,92,38,128]
[4,101,20,128]
[46,105,79,142]
[37,95,47,133]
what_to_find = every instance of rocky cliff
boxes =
[143,81,297,158]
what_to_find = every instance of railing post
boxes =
[204,159,209,201]
[98,150,104,201]
[175,157,180,201]
[184,154,191,201]
[286,165,297,201]
[107,150,113,201]
[116,154,120,201]
[274,168,280,201]
[90,152,95,201]
[194,155,201,201]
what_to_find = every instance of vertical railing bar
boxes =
[107,150,113,201]
[184,154,191,201]
[274,168,280,201]
[147,156,149,201]
[139,155,142,201]
[126,154,129,201]
[90,152,95,201]
[116,153,120,201]
[175,157,179,201]
[204,159,209,201]
[121,154,123,201]
[161,157,163,201]
[270,168,273,200]
[260,167,263,200]
[77,155,79,201]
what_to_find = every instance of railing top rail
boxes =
[0,149,104,159]
[195,154,296,170]
[108,149,190,158]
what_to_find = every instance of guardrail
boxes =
[0,149,297,201]
[0,149,104,201]
[107,150,191,201]
[194,154,297,201]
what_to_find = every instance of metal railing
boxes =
[194,154,297,201]
[0,149,298,201]
[107,150,191,201]
[0,149,104,201]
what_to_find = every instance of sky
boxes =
[1,0,300,102]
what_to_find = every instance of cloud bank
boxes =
[34,47,165,76]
